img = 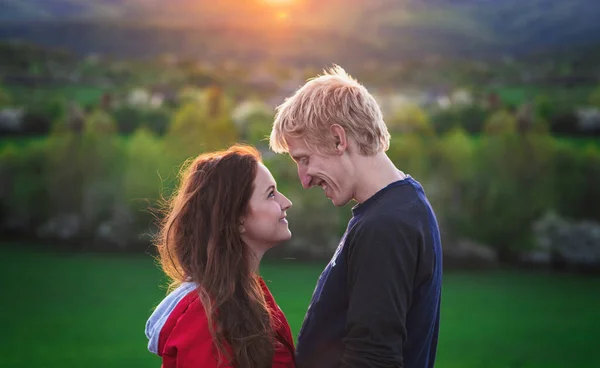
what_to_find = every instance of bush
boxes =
[387,103,435,136]
[483,110,517,134]
[40,110,124,244]
[0,85,11,108]
[165,92,239,161]
[1,126,598,260]
[431,104,487,134]
[533,211,600,268]
[113,106,171,135]
[553,144,600,223]
[21,110,52,135]
[428,128,477,242]
[462,133,556,260]
[231,100,274,150]
[0,140,49,232]
[122,127,177,247]
[387,135,432,181]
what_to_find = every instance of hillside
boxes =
[0,0,599,61]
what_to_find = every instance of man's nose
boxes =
[299,169,312,189]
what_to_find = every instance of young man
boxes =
[269,65,443,368]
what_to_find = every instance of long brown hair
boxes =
[155,144,275,367]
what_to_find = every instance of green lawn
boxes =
[1,244,599,368]
[0,136,46,151]
[7,85,106,107]
[491,86,594,107]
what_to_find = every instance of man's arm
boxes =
[341,217,419,367]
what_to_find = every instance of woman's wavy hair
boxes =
[154,144,275,367]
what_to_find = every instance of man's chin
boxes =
[330,196,351,207]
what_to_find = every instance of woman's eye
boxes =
[268,190,275,198]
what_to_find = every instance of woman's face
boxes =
[241,163,292,254]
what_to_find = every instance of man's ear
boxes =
[330,124,347,155]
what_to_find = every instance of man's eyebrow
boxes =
[291,154,307,161]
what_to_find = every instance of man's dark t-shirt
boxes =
[295,176,443,368]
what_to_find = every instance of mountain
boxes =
[0,0,599,61]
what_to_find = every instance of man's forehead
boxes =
[286,137,310,155]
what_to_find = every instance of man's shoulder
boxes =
[354,207,418,234]
[344,213,418,258]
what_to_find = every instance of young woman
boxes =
[145,144,296,368]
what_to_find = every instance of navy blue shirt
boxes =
[295,176,443,368]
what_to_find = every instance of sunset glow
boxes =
[263,0,295,5]
[260,0,296,23]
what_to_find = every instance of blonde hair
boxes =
[270,65,390,156]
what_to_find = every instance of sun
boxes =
[263,0,295,4]
[258,0,296,23]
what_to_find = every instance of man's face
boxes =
[286,136,354,207]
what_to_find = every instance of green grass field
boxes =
[1,244,599,368]
[7,85,106,107]
[491,86,595,107]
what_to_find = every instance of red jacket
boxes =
[146,277,296,368]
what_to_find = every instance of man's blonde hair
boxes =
[270,65,390,156]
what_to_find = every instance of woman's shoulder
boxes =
[146,282,208,357]
[159,282,208,333]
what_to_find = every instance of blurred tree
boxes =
[245,110,274,149]
[430,104,487,134]
[516,103,534,133]
[44,102,88,219]
[123,126,176,241]
[43,107,122,245]
[232,99,274,149]
[483,110,517,134]
[50,101,86,135]
[429,128,476,242]
[536,94,580,136]
[465,133,556,260]
[387,135,431,182]
[113,105,171,135]
[588,87,600,107]
[80,109,123,239]
[387,103,434,136]
[553,144,600,224]
[123,127,171,205]
[165,86,239,161]
[13,94,67,136]
[84,108,117,135]
[42,130,85,244]
[0,85,12,108]
[0,141,49,232]
[534,94,555,122]
[188,69,219,88]
[20,111,51,136]
[550,110,579,136]
[516,103,549,134]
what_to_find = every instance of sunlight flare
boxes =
[263,0,295,5]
